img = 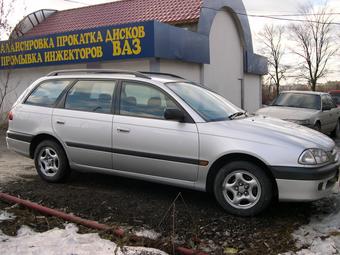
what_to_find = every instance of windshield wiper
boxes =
[228,111,247,120]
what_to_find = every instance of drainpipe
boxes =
[239,78,244,109]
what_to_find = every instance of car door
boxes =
[327,94,340,130]
[52,79,116,170]
[112,80,199,181]
[320,94,335,132]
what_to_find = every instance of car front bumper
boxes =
[271,162,340,201]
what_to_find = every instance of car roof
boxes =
[144,74,186,83]
[281,90,328,96]
[44,69,187,84]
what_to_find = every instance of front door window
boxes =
[120,81,179,119]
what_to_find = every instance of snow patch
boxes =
[0,210,15,222]
[0,223,168,255]
[134,229,161,240]
[284,193,340,255]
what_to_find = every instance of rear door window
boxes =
[322,95,332,110]
[25,80,70,107]
[326,94,337,108]
[65,80,116,114]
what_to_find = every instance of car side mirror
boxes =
[164,108,185,122]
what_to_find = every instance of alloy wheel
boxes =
[222,170,262,209]
[38,147,60,177]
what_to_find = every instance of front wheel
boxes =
[34,140,70,183]
[213,161,273,216]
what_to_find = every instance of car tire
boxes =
[34,140,70,183]
[213,161,273,216]
[331,119,340,138]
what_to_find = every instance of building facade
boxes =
[0,0,267,121]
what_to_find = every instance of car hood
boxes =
[256,106,318,120]
[199,116,334,151]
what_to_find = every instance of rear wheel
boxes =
[34,140,70,182]
[213,161,273,216]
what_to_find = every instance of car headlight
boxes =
[294,119,310,125]
[298,148,330,165]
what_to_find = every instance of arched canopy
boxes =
[10,9,57,40]
[198,0,267,75]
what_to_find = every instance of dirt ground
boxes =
[0,126,339,255]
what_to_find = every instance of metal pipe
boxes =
[0,192,111,231]
[0,192,208,255]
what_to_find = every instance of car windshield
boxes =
[272,93,321,110]
[166,82,243,122]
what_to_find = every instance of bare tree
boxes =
[289,2,338,91]
[0,71,10,111]
[258,25,288,96]
[0,0,18,39]
[0,0,22,121]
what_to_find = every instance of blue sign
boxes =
[0,21,155,69]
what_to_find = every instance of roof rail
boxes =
[140,72,184,79]
[47,69,151,79]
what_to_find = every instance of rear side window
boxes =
[25,80,70,107]
[321,95,331,109]
[65,80,116,114]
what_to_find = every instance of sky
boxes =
[4,0,340,82]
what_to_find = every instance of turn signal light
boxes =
[8,111,13,121]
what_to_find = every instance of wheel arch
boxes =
[206,153,278,197]
[29,133,67,159]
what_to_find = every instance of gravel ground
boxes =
[0,126,339,254]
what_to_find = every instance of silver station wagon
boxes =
[6,69,340,216]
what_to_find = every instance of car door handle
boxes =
[117,128,130,133]
[56,121,65,125]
